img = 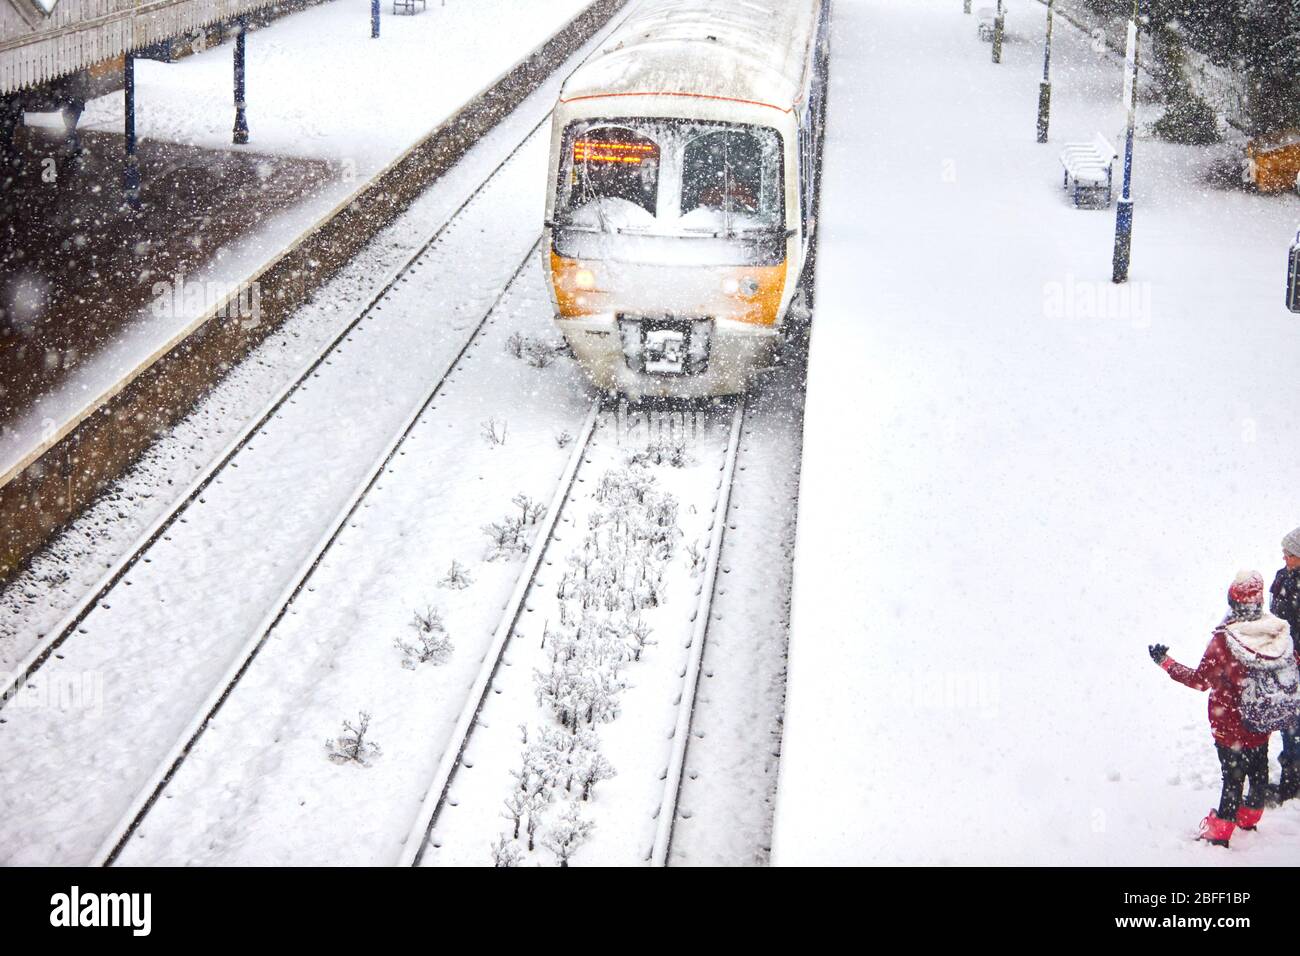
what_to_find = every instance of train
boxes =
[542,0,831,398]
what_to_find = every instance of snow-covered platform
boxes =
[774,0,1300,865]
[0,0,593,490]
[0,128,332,438]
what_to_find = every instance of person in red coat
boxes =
[1149,571,1295,847]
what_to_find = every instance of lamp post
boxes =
[1112,0,1140,284]
[232,16,249,145]
[992,0,1005,63]
[1037,0,1055,142]
[123,50,140,209]
[371,0,380,38]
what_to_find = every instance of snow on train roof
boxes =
[560,0,819,114]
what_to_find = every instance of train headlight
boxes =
[574,268,596,290]
[722,276,760,297]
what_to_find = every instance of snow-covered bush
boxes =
[395,605,453,668]
[490,833,523,868]
[511,728,590,796]
[628,437,691,468]
[685,539,705,576]
[556,430,573,450]
[577,749,616,801]
[533,661,582,731]
[525,341,559,369]
[534,629,630,732]
[524,791,549,852]
[439,559,473,590]
[512,492,546,526]
[624,616,655,663]
[579,667,625,726]
[501,335,564,369]
[542,804,594,867]
[501,791,529,840]
[483,515,528,561]
[539,726,597,792]
[490,464,679,860]
[504,332,566,368]
[482,417,508,447]
[326,711,381,766]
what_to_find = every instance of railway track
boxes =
[0,0,646,693]
[399,400,603,866]
[649,403,744,866]
[0,0,789,868]
[92,236,550,867]
[0,0,633,582]
[0,108,581,867]
[100,394,744,868]
[0,127,548,720]
[0,1,650,869]
[404,399,746,867]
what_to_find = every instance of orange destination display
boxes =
[573,139,658,164]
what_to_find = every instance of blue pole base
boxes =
[123,163,141,210]
[1036,81,1051,143]
[1112,197,1134,284]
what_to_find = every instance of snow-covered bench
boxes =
[1060,133,1117,208]
[393,0,426,13]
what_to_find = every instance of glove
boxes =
[1149,644,1169,665]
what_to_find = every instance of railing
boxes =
[0,0,278,92]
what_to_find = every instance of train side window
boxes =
[565,126,660,222]
[680,128,782,227]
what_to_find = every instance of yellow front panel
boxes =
[549,251,789,326]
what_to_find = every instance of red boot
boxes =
[1198,809,1235,847]
[1236,806,1263,831]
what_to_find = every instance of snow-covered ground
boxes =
[0,79,563,665]
[113,257,594,867]
[668,343,806,865]
[775,0,1300,865]
[2,0,593,485]
[70,0,590,171]
[0,10,634,864]
[421,406,741,867]
[0,133,548,866]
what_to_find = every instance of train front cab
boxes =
[544,99,809,399]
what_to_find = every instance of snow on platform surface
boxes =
[1,0,591,483]
[70,0,588,171]
[774,0,1300,865]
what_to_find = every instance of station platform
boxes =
[772,0,1300,865]
[0,0,593,486]
[0,125,330,436]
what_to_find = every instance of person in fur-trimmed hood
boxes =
[1149,571,1300,847]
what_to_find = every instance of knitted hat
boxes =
[1228,570,1265,608]
[1227,571,1266,624]
[1284,528,1300,559]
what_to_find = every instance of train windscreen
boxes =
[554,119,785,266]
[566,126,661,226]
[679,128,783,231]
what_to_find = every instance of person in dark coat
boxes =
[1149,571,1294,847]
[1271,527,1300,801]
